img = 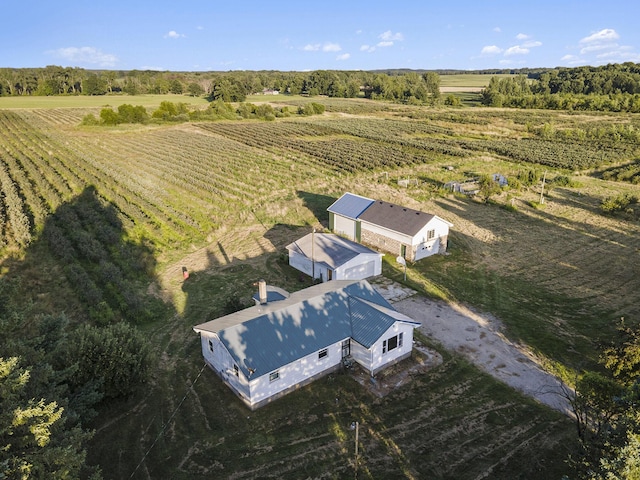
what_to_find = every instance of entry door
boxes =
[341,339,351,358]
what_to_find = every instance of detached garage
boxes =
[286,233,383,282]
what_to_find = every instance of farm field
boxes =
[1,96,639,478]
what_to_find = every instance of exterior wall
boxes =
[333,214,357,240]
[369,323,416,375]
[359,223,412,260]
[246,338,348,409]
[334,253,382,280]
[289,251,381,282]
[360,219,450,262]
[350,340,374,374]
[411,219,451,261]
[200,333,250,400]
[288,251,327,280]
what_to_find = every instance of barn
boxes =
[193,280,420,410]
[286,232,383,281]
[327,193,453,262]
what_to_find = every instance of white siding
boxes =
[412,218,451,260]
[369,323,416,375]
[360,222,411,245]
[333,215,357,240]
[200,333,250,399]
[337,254,381,280]
[247,339,347,407]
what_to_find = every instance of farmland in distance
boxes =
[1,96,639,478]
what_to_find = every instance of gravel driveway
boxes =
[372,277,574,416]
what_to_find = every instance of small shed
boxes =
[286,233,383,281]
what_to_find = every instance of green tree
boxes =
[187,82,204,97]
[477,174,502,202]
[0,357,92,479]
[63,322,151,399]
[422,71,441,104]
[99,108,119,125]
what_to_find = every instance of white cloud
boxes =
[164,30,185,39]
[493,27,501,33]
[377,41,394,47]
[522,40,542,48]
[516,33,530,40]
[379,30,404,42]
[323,43,341,52]
[302,42,341,52]
[575,28,640,63]
[47,46,118,67]
[481,45,502,55]
[504,45,529,56]
[336,53,350,61]
[360,44,375,53]
[580,28,619,44]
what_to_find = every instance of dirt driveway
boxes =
[371,277,574,417]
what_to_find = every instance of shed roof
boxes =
[286,233,382,269]
[357,200,437,237]
[327,192,374,220]
[193,280,417,378]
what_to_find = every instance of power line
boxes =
[129,363,207,479]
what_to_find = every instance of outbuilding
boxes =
[327,193,453,262]
[286,232,383,281]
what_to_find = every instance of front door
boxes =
[341,339,350,358]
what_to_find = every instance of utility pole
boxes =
[354,421,359,478]
[539,170,547,205]
[311,228,315,281]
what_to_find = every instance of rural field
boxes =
[1,93,639,479]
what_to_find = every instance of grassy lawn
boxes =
[439,73,519,88]
[1,98,638,478]
[0,93,209,109]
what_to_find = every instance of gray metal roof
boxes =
[193,280,416,378]
[286,233,381,269]
[358,200,436,237]
[327,192,374,220]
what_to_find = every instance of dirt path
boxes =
[371,278,574,417]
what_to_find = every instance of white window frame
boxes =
[318,348,328,360]
[269,371,280,382]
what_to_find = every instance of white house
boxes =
[327,193,453,262]
[286,232,383,282]
[193,280,420,410]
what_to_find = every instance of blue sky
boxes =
[2,1,639,71]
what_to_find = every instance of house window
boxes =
[269,371,280,382]
[318,349,328,360]
[208,340,213,353]
[427,229,435,240]
[234,364,239,377]
[383,332,403,354]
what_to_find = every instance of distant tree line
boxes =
[481,62,640,112]
[0,66,441,104]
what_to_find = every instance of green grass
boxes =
[0,93,209,109]
[2,99,638,479]
[439,73,517,88]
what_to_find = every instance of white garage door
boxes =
[343,261,376,279]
